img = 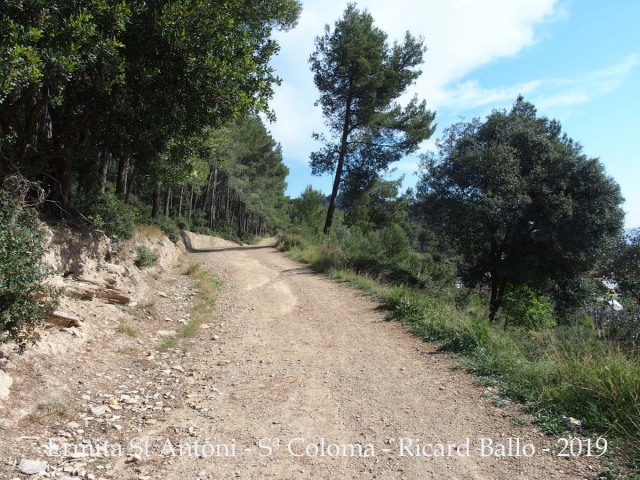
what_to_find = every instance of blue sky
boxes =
[266,0,640,228]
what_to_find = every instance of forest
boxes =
[1,0,639,469]
[0,0,298,241]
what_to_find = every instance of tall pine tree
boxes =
[309,3,435,234]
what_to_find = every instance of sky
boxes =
[265,0,640,228]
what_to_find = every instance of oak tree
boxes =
[418,97,624,321]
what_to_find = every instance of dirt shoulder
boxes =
[0,235,607,479]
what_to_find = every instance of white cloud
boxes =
[268,0,560,164]
[440,79,542,110]
[533,54,639,110]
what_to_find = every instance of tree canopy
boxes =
[309,3,435,234]
[418,97,624,320]
[0,0,301,211]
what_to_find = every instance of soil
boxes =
[0,235,607,479]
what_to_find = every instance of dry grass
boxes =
[158,264,220,351]
[25,400,67,424]
[116,323,138,337]
[135,224,165,239]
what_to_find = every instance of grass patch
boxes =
[159,264,221,351]
[135,224,165,239]
[25,400,67,424]
[134,246,158,268]
[184,263,201,276]
[159,336,178,351]
[116,323,138,337]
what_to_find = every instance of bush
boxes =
[77,192,135,242]
[134,246,158,268]
[380,223,410,263]
[277,232,308,251]
[150,216,180,243]
[502,285,555,330]
[0,189,58,352]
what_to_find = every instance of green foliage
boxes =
[224,116,290,231]
[0,189,58,352]
[419,96,624,320]
[611,229,640,306]
[386,285,639,462]
[1,0,301,212]
[290,185,326,235]
[380,224,411,263]
[134,246,158,268]
[309,3,435,233]
[77,192,135,242]
[281,222,455,290]
[501,285,556,330]
[149,216,180,243]
[342,176,409,231]
[278,232,310,251]
[387,287,490,354]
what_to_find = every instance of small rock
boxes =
[0,370,13,401]
[120,395,138,405]
[105,263,126,275]
[48,311,82,328]
[18,458,48,475]
[90,405,111,416]
[562,416,582,430]
[157,330,177,337]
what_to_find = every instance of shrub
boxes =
[77,192,135,242]
[150,216,180,243]
[502,285,555,330]
[380,223,410,263]
[0,189,58,352]
[277,232,308,251]
[134,246,158,268]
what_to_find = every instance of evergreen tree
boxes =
[418,97,624,321]
[309,4,435,234]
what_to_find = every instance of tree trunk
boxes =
[208,166,218,229]
[178,186,184,218]
[98,148,110,194]
[164,187,172,217]
[324,89,353,235]
[125,167,135,204]
[489,272,506,322]
[188,186,194,220]
[58,156,73,211]
[115,155,128,197]
[151,186,160,218]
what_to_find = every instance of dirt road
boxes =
[0,236,601,479]
[151,238,596,479]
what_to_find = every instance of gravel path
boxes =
[0,236,603,479]
[154,238,598,479]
